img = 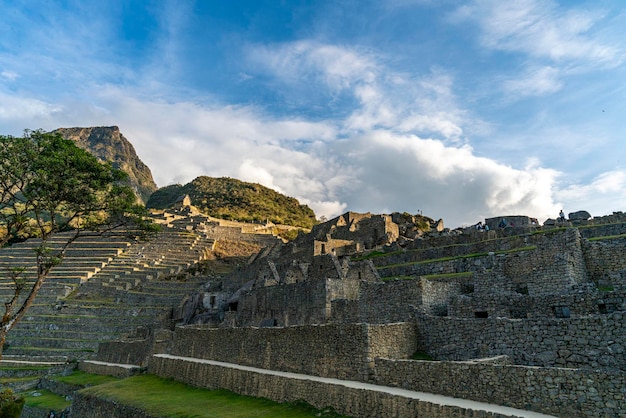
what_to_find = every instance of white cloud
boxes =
[556,171,626,218]
[1,70,19,81]
[0,93,62,128]
[248,40,379,92]
[1,33,615,228]
[503,66,563,97]
[451,0,622,65]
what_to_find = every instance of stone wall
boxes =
[448,289,606,319]
[375,234,529,267]
[236,277,329,327]
[347,280,423,323]
[501,228,588,295]
[148,355,521,418]
[582,238,626,285]
[374,358,626,417]
[72,393,157,418]
[203,224,280,245]
[416,312,626,370]
[167,322,416,381]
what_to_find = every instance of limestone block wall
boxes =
[95,340,151,366]
[347,280,423,323]
[578,222,626,239]
[501,228,588,295]
[449,290,604,319]
[203,225,279,245]
[373,358,626,417]
[378,254,497,279]
[236,277,329,327]
[330,298,360,323]
[167,322,416,381]
[421,275,471,315]
[417,312,626,370]
[582,239,626,285]
[148,355,513,418]
[374,234,529,268]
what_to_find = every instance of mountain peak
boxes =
[54,126,157,204]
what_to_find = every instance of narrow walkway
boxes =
[154,354,556,418]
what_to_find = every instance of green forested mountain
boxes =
[147,176,317,228]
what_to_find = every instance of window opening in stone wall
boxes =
[515,284,529,295]
[210,295,216,307]
[432,304,448,317]
[321,243,326,254]
[509,309,527,319]
[598,303,608,314]
[474,311,488,318]
[461,283,475,294]
[553,305,570,318]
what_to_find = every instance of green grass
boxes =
[80,374,346,418]
[411,350,435,361]
[0,365,52,372]
[382,271,473,281]
[378,246,536,270]
[421,271,474,280]
[381,275,417,282]
[5,346,95,353]
[21,388,71,411]
[51,370,119,387]
[0,376,40,384]
[588,233,626,241]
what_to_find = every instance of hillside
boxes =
[54,126,157,204]
[146,176,317,228]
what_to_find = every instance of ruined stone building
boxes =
[85,209,626,417]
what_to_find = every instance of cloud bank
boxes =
[1,1,625,228]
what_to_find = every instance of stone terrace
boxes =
[1,208,278,362]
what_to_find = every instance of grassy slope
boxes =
[146,176,317,228]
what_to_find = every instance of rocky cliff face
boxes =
[54,126,157,204]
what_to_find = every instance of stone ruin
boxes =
[73,208,626,416]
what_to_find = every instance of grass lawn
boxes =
[80,374,346,418]
[22,388,71,411]
[51,370,120,387]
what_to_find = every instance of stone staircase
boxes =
[0,223,216,362]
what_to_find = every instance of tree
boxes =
[0,130,154,359]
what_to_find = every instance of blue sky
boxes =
[1,0,625,227]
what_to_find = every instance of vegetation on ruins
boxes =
[0,388,24,417]
[146,175,317,228]
[0,130,155,360]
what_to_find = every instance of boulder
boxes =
[568,210,591,221]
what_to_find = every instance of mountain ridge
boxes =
[53,126,157,204]
[147,176,317,229]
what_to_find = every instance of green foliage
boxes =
[0,130,150,245]
[147,176,317,228]
[0,389,24,418]
[411,350,435,361]
[0,129,155,359]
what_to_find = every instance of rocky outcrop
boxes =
[54,126,157,204]
[569,210,591,221]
